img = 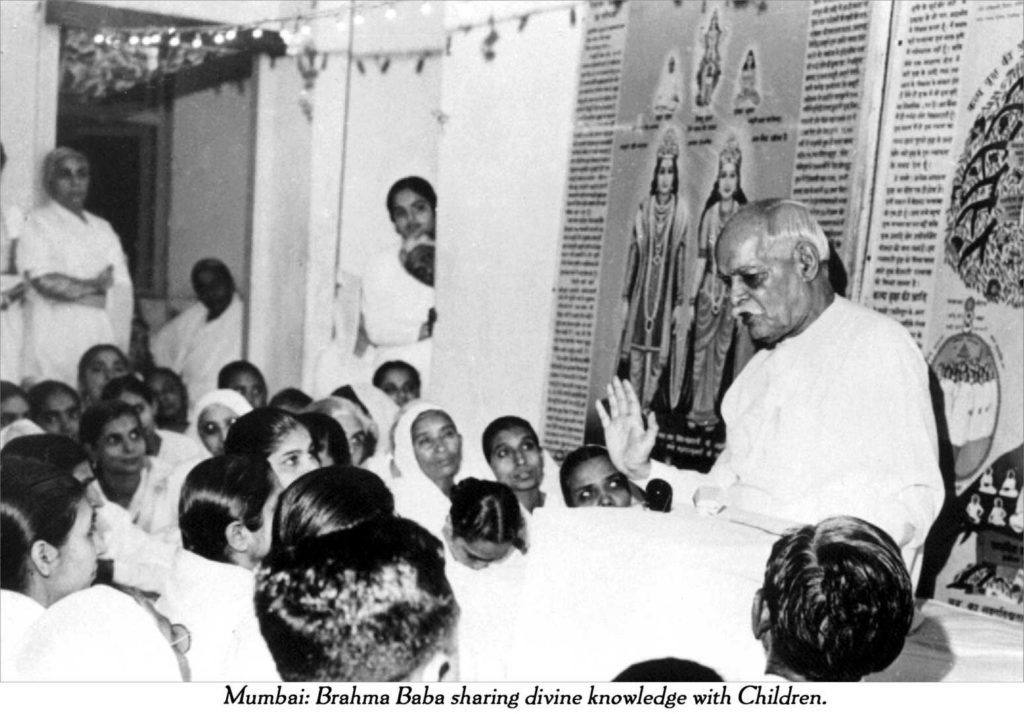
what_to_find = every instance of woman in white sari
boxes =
[19,148,132,386]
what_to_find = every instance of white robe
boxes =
[151,296,243,409]
[156,550,276,681]
[1,205,26,383]
[155,427,208,468]
[652,297,944,561]
[18,201,132,386]
[360,249,434,389]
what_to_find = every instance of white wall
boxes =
[0,1,59,210]
[431,3,583,445]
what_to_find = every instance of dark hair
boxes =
[178,455,278,564]
[272,466,394,552]
[77,344,129,386]
[79,400,141,447]
[295,412,351,467]
[190,258,234,293]
[223,407,303,458]
[372,361,421,392]
[761,516,914,682]
[1,434,89,470]
[1,380,27,404]
[386,176,437,215]
[217,360,266,390]
[0,455,87,593]
[326,388,378,457]
[613,658,722,682]
[255,516,457,682]
[448,478,526,552]
[559,444,610,507]
[27,380,80,420]
[269,388,313,413]
[649,154,680,196]
[481,415,538,461]
[145,368,189,427]
[101,374,154,405]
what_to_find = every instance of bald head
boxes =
[716,199,834,347]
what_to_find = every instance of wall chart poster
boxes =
[859,0,1023,619]
[543,0,889,469]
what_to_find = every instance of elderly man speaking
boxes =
[599,199,943,573]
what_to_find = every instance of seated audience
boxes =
[271,465,395,552]
[102,374,206,467]
[27,380,81,440]
[613,658,722,682]
[2,433,177,594]
[1,380,30,428]
[482,415,561,514]
[372,360,421,407]
[218,359,268,409]
[295,411,351,467]
[223,407,319,487]
[79,400,177,534]
[77,343,130,409]
[269,387,313,414]
[1,455,104,608]
[559,445,637,508]
[444,478,527,571]
[185,388,254,459]
[146,367,189,433]
[13,585,186,681]
[753,516,914,681]
[255,516,459,682]
[151,258,242,408]
[157,455,281,680]
[19,147,133,388]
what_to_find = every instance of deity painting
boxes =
[653,51,684,118]
[734,49,761,109]
[695,10,723,109]
[617,128,689,411]
[683,136,755,427]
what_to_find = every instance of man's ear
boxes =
[793,241,822,282]
[225,521,251,555]
[751,588,771,640]
[30,540,60,577]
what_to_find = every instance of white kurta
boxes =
[18,201,132,385]
[157,550,276,681]
[1,205,26,383]
[151,296,243,409]
[653,297,944,555]
[360,249,434,388]
[155,427,208,469]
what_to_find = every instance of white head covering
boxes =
[346,382,399,451]
[185,388,254,455]
[13,585,184,681]
[387,401,461,538]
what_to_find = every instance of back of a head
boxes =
[255,515,457,682]
[448,477,525,550]
[613,658,722,682]
[223,407,301,458]
[217,360,265,389]
[271,465,395,552]
[1,456,86,594]
[761,516,914,681]
[1,434,88,471]
[269,387,313,414]
[179,454,278,564]
[100,374,152,404]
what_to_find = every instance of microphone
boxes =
[645,478,673,513]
